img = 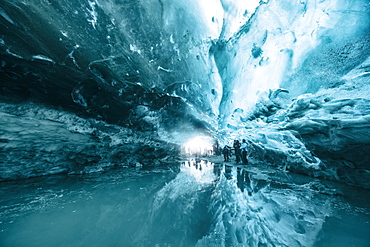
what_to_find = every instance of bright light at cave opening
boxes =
[183,136,214,156]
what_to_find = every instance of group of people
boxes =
[222,139,249,165]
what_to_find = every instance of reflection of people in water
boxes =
[224,165,232,180]
[240,139,248,165]
[237,168,252,195]
[213,163,222,177]
[237,168,246,192]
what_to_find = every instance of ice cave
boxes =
[0,0,370,246]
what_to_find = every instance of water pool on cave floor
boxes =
[0,160,369,247]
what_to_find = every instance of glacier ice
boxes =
[0,0,369,186]
[0,1,370,246]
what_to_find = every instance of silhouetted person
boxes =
[241,139,248,165]
[233,140,241,163]
[213,140,221,156]
[222,145,231,162]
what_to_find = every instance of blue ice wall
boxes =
[0,0,370,187]
[1,0,368,127]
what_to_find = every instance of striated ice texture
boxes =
[0,1,370,245]
[0,0,369,186]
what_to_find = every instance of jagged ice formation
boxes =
[0,0,370,188]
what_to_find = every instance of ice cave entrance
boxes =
[182,136,214,156]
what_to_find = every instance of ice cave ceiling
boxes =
[1,0,370,187]
[1,0,368,126]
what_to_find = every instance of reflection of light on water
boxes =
[183,160,216,184]
[182,136,214,155]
